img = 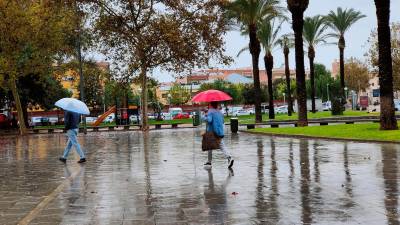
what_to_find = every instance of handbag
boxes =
[202,131,221,151]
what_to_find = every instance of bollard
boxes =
[230,118,238,134]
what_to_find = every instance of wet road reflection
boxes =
[381,145,400,225]
[300,140,312,225]
[0,129,399,224]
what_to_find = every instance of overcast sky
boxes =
[90,1,399,82]
[150,0,400,82]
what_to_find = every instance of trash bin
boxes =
[230,117,238,133]
[193,112,201,126]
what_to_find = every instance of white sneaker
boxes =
[203,162,212,169]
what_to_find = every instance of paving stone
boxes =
[0,130,399,225]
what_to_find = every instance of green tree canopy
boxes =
[199,79,243,104]
[80,0,230,130]
[344,58,370,93]
[367,22,400,91]
[69,60,111,109]
[0,1,77,134]
[168,83,191,106]
[306,64,335,102]
[242,84,268,105]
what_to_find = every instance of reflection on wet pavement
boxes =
[0,129,399,225]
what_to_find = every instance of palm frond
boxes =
[237,46,250,57]
[226,0,286,26]
[277,33,295,49]
[326,7,366,36]
[303,15,330,47]
[257,17,285,52]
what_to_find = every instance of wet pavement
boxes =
[0,128,399,225]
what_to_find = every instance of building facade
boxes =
[157,66,309,105]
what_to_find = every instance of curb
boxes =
[0,126,200,138]
[241,130,400,144]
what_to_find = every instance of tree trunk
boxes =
[308,46,316,113]
[21,102,29,128]
[140,67,149,131]
[249,24,262,123]
[284,47,293,116]
[291,9,308,126]
[375,0,398,130]
[338,37,346,88]
[10,78,27,134]
[338,36,346,107]
[264,52,275,119]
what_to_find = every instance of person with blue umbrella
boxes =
[55,98,89,163]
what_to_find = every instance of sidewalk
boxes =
[0,129,399,224]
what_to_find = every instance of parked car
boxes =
[322,101,332,111]
[129,115,140,123]
[0,114,11,129]
[163,113,173,120]
[275,105,288,114]
[233,109,251,116]
[169,107,183,117]
[148,113,156,119]
[246,108,255,115]
[173,112,190,120]
[394,99,400,111]
[85,117,98,124]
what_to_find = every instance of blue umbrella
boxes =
[55,98,90,115]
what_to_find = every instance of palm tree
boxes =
[326,8,365,96]
[287,0,309,127]
[257,18,284,119]
[277,34,294,116]
[227,0,284,123]
[374,0,398,130]
[303,15,329,113]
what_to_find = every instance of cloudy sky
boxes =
[88,1,399,82]
[152,0,400,82]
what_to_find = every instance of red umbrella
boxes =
[191,89,232,103]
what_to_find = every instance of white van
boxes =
[168,107,183,117]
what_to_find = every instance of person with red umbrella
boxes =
[192,90,234,169]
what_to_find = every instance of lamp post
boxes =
[344,86,348,100]
[74,1,86,134]
[168,93,172,108]
[283,92,286,105]
[138,88,142,125]
[326,83,330,102]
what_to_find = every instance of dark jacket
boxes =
[64,111,81,130]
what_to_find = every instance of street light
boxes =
[138,88,142,125]
[283,92,286,105]
[351,90,357,110]
[326,83,330,102]
[344,86,348,100]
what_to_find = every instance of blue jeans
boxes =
[62,129,85,159]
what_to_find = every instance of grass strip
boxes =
[248,123,400,142]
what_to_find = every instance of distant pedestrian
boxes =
[59,111,86,163]
[202,101,234,169]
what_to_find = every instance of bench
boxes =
[153,123,184,129]
[247,124,256,129]
[32,128,61,134]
